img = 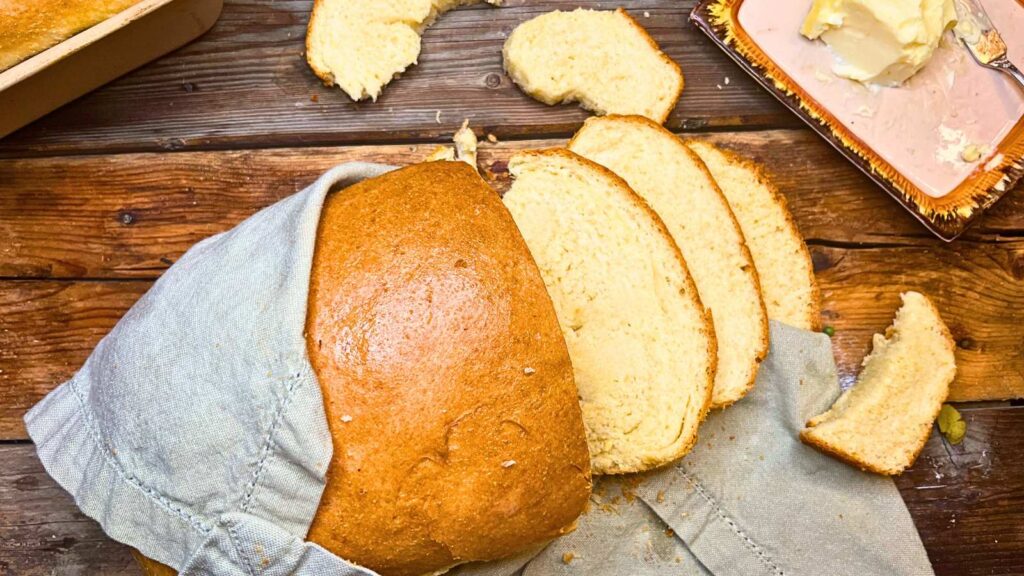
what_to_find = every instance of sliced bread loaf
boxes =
[801,292,956,475]
[687,140,822,331]
[307,0,498,101]
[569,116,768,408]
[503,149,716,474]
[502,8,683,123]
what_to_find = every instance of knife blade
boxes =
[952,0,1024,89]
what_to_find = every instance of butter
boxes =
[801,0,957,85]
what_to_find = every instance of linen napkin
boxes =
[25,163,935,576]
[455,322,936,576]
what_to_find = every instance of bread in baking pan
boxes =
[569,116,768,409]
[502,8,683,123]
[136,162,592,576]
[687,140,822,331]
[0,0,141,72]
[801,291,956,475]
[503,148,715,475]
[306,0,499,101]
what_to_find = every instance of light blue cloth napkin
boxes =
[25,163,935,576]
[456,322,936,576]
[25,163,393,575]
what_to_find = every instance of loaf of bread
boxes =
[306,0,499,101]
[136,162,592,576]
[503,149,715,475]
[801,292,956,475]
[0,0,141,72]
[687,140,822,331]
[502,8,683,123]
[569,116,768,408]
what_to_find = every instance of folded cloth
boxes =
[25,163,393,575]
[455,322,936,576]
[25,162,935,576]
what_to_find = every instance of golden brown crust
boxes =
[612,8,684,124]
[0,0,141,72]
[571,115,769,409]
[686,139,822,332]
[135,163,592,576]
[512,148,717,475]
[305,162,591,575]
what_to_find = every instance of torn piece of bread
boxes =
[503,149,716,474]
[453,119,478,169]
[801,292,956,475]
[307,0,500,101]
[502,8,683,123]
[424,120,479,171]
[569,116,768,408]
[687,140,821,331]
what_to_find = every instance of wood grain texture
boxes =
[3,405,1023,574]
[0,0,796,158]
[0,444,139,576]
[1,132,1022,426]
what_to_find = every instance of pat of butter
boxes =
[801,0,957,85]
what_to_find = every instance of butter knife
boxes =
[952,0,1024,89]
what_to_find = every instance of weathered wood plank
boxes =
[2,131,1022,281]
[0,0,796,157]
[0,444,139,576]
[3,405,1023,574]
[3,238,1021,438]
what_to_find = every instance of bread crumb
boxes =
[643,10,650,17]
[524,366,536,375]
[562,552,575,564]
[501,459,517,468]
[716,84,723,90]
[665,528,675,537]
[435,110,442,124]
[960,144,985,163]
[310,94,319,102]
[486,133,498,143]
[656,490,666,503]
[724,76,730,85]
[340,415,353,422]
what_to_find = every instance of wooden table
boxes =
[2,0,1023,574]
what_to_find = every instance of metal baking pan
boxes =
[0,0,223,139]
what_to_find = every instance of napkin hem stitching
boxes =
[679,466,785,576]
[65,377,212,535]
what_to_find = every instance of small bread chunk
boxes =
[307,0,499,101]
[801,292,956,475]
[687,140,821,331]
[570,116,768,408]
[503,149,715,474]
[502,8,684,123]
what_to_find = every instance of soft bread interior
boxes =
[569,116,768,408]
[687,140,821,331]
[307,0,497,101]
[801,292,956,475]
[502,8,683,123]
[503,149,715,474]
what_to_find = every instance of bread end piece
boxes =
[801,292,956,475]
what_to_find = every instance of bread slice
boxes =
[306,0,499,101]
[502,8,684,123]
[569,116,768,409]
[801,292,956,475]
[503,149,716,474]
[687,140,822,331]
